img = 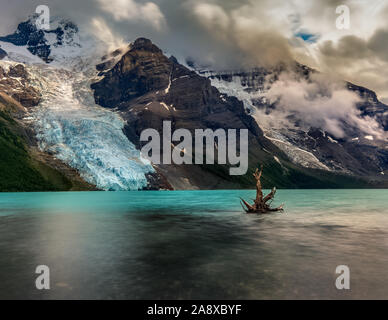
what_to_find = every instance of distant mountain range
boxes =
[0,16,387,191]
[199,64,388,179]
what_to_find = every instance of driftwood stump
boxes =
[240,165,284,214]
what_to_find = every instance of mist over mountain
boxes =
[2,1,388,101]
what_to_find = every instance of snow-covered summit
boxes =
[0,15,99,69]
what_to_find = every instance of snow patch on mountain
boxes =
[0,41,44,65]
[202,71,260,114]
[263,132,330,171]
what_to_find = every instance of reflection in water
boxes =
[0,190,387,299]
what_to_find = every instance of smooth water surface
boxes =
[0,189,387,299]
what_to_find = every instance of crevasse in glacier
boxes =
[27,63,154,191]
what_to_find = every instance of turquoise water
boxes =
[0,189,387,299]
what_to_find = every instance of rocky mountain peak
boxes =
[90,37,292,189]
[92,38,173,107]
[131,37,162,53]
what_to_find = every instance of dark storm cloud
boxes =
[368,29,388,62]
[320,28,388,63]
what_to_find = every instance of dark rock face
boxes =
[92,38,287,189]
[92,38,173,108]
[92,39,265,136]
[144,171,173,190]
[91,38,375,189]
[0,64,41,108]
[0,48,7,60]
[7,64,28,78]
[96,59,115,72]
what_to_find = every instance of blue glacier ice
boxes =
[28,63,154,191]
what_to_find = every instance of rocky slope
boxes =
[0,63,41,107]
[91,38,377,189]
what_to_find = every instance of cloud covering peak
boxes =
[1,0,388,101]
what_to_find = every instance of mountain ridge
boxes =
[91,38,387,189]
[200,62,388,180]
[0,16,387,190]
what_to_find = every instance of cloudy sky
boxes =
[1,0,388,102]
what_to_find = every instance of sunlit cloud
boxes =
[96,0,167,31]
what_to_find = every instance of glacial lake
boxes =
[0,189,387,299]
